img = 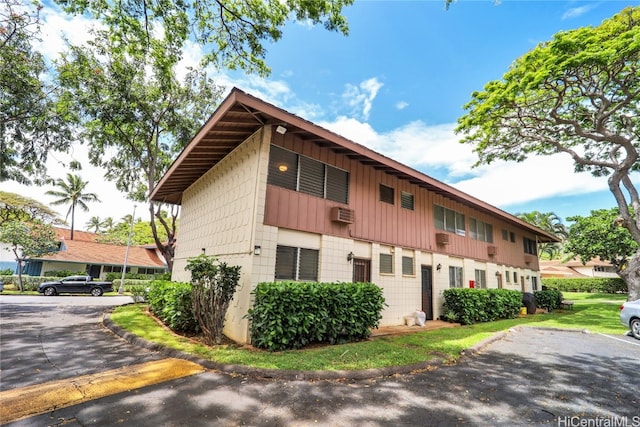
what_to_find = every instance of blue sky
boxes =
[4,0,639,228]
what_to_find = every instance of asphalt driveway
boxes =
[1,296,639,426]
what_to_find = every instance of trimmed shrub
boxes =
[247,281,386,351]
[442,288,522,325]
[43,270,84,277]
[106,272,170,282]
[542,277,626,294]
[534,289,563,312]
[146,280,199,333]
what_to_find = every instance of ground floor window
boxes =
[449,266,463,288]
[275,245,319,281]
[532,276,538,291]
[474,269,487,289]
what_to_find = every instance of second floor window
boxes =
[435,205,466,236]
[268,145,349,204]
[523,237,537,255]
[469,218,494,243]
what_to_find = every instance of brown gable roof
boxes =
[150,87,560,243]
[33,239,166,268]
[55,228,99,242]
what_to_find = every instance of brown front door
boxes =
[353,258,371,283]
[421,265,434,320]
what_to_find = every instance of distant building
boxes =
[540,257,618,279]
[0,227,167,279]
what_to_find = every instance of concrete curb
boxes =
[103,308,454,380]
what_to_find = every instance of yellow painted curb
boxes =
[0,358,205,424]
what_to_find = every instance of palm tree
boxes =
[516,211,568,259]
[101,217,115,231]
[86,216,102,233]
[46,174,100,240]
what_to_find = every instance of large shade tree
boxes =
[566,208,639,275]
[456,7,640,300]
[1,0,74,185]
[54,0,359,272]
[45,173,100,240]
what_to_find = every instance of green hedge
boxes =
[106,272,170,282]
[534,289,564,312]
[442,288,523,325]
[146,280,199,333]
[247,282,386,351]
[541,277,626,293]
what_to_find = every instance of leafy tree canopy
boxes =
[0,219,58,290]
[0,190,61,223]
[457,7,640,300]
[566,208,638,272]
[54,0,355,76]
[1,0,75,185]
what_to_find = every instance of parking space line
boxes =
[597,333,640,347]
[0,358,205,424]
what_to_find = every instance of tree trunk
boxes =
[620,250,640,301]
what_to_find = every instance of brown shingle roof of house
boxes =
[55,228,99,242]
[150,87,560,244]
[34,238,165,267]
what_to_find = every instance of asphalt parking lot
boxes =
[1,296,639,426]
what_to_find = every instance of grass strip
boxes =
[110,292,629,371]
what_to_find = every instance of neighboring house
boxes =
[150,88,559,344]
[540,257,619,279]
[2,227,167,279]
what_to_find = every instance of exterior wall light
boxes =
[347,252,354,263]
[436,263,442,272]
[254,246,261,256]
[275,125,287,135]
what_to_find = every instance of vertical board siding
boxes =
[264,135,538,270]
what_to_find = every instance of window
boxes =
[449,266,463,288]
[401,192,414,210]
[510,232,516,243]
[505,270,511,283]
[380,253,394,274]
[275,245,319,281]
[523,237,537,255]
[434,205,466,236]
[532,276,538,291]
[402,253,414,275]
[469,218,494,243]
[502,229,509,241]
[380,184,395,204]
[513,271,518,283]
[268,145,349,204]
[474,269,487,289]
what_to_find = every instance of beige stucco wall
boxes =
[172,127,270,343]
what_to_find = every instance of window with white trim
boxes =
[275,245,319,281]
[449,266,463,288]
[402,251,415,276]
[474,269,487,289]
[505,270,511,283]
[380,252,394,274]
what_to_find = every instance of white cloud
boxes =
[341,78,384,121]
[395,101,409,110]
[562,4,597,20]
[2,145,139,229]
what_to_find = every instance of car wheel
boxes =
[90,287,103,297]
[630,318,640,340]
[43,287,56,296]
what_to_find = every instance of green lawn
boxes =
[109,292,629,371]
